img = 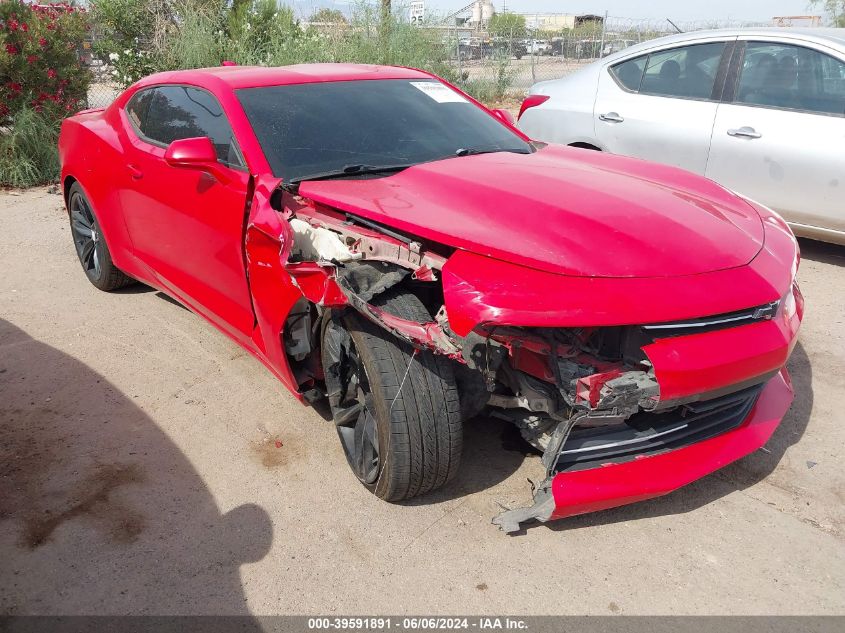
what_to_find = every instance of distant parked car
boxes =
[518,28,845,245]
[493,38,526,60]
[526,39,552,56]
[457,38,492,61]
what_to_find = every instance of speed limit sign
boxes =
[409,1,425,26]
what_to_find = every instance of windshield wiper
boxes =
[454,147,532,157]
[287,163,414,189]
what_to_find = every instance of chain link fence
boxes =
[87,62,122,109]
[83,15,771,110]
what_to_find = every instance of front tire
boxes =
[67,182,134,291]
[322,288,462,501]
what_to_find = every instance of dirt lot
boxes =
[1,187,844,616]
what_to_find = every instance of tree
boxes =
[488,13,526,39]
[811,0,845,26]
[309,8,347,24]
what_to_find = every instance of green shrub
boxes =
[457,53,514,102]
[161,6,226,71]
[90,0,227,86]
[89,1,466,87]
[0,107,60,187]
[89,1,511,100]
[224,0,301,65]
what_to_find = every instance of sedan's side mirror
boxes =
[164,137,229,183]
[491,108,515,126]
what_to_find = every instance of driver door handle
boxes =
[727,126,762,139]
[128,164,144,180]
[599,112,624,123]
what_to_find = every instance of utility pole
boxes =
[380,0,392,64]
[599,10,608,58]
[531,14,537,83]
[456,23,462,79]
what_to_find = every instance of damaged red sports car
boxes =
[58,64,803,532]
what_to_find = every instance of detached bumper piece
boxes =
[493,368,793,533]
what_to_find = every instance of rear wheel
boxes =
[321,288,462,501]
[68,182,134,291]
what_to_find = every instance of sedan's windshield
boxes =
[236,79,532,183]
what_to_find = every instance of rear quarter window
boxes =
[126,89,154,132]
[610,56,646,91]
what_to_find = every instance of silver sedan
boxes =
[518,28,845,245]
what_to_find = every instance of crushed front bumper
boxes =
[493,366,793,533]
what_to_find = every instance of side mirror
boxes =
[164,137,229,183]
[491,108,515,126]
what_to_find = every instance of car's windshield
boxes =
[236,79,532,183]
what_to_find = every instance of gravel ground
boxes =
[1,187,843,616]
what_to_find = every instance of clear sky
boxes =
[417,1,819,23]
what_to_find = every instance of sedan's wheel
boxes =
[67,182,134,291]
[322,288,462,501]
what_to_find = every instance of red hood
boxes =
[298,145,764,278]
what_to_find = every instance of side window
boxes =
[610,55,646,91]
[640,42,725,99]
[136,86,246,168]
[736,42,845,117]
[126,89,154,132]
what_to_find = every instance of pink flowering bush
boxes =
[1,0,90,122]
[1,1,90,186]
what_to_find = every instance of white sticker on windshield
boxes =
[410,81,468,103]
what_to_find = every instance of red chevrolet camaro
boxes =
[58,64,803,532]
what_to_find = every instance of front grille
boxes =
[555,383,764,473]
[640,301,780,338]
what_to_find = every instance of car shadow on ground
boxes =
[797,237,845,266]
[111,282,156,296]
[0,319,272,618]
[113,281,190,313]
[400,413,539,506]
